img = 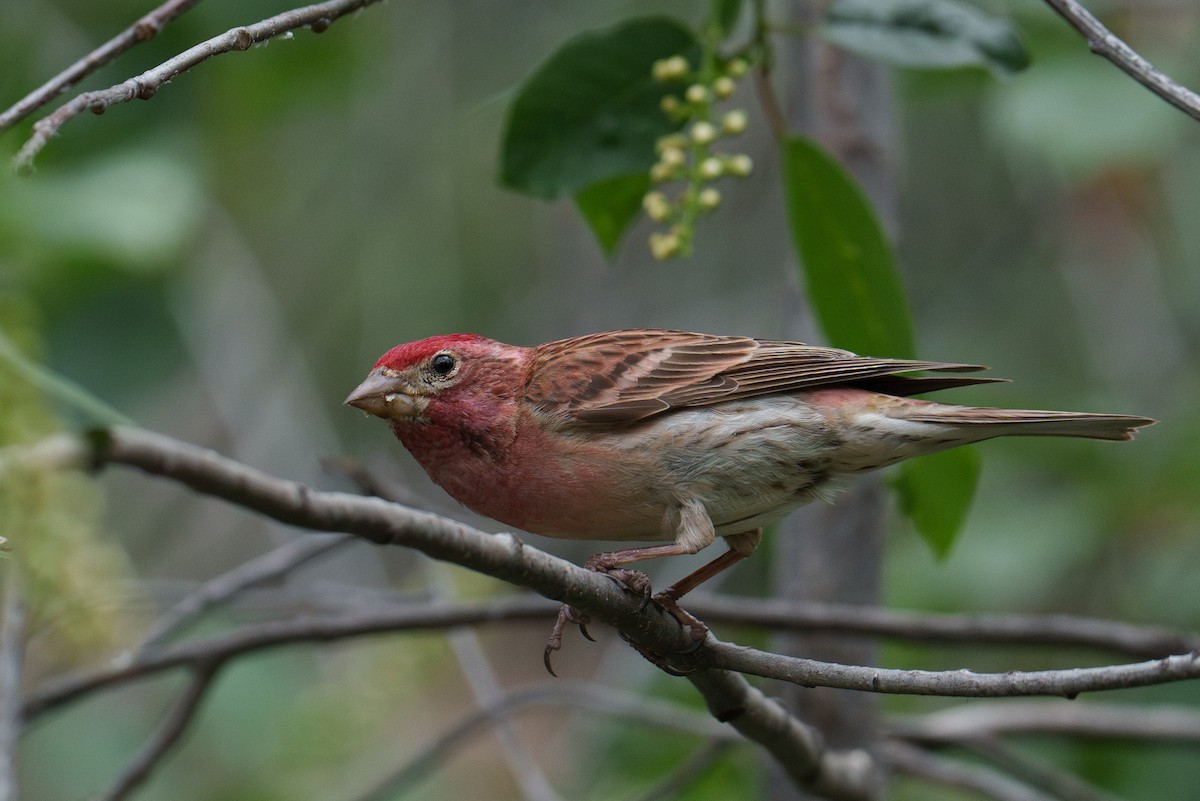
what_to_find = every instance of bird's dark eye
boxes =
[430,353,456,376]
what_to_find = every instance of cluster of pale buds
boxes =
[644,55,753,260]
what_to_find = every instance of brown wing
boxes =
[525,329,997,426]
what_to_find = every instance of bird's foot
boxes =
[544,604,593,677]
[544,563,657,676]
[583,554,655,608]
[601,568,654,609]
[617,589,708,673]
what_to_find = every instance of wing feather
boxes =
[524,329,992,426]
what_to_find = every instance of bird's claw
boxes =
[547,566,709,676]
[604,568,653,606]
[545,604,592,677]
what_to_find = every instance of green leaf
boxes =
[783,135,978,554]
[820,0,1030,75]
[499,17,696,199]
[574,173,650,256]
[782,135,915,358]
[894,447,981,558]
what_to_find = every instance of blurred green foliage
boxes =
[820,0,1030,74]
[1,1,1197,799]
[0,302,134,665]
[499,17,696,199]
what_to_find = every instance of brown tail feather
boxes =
[904,407,1156,442]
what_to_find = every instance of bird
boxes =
[345,329,1154,668]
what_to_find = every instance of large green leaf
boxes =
[782,136,915,359]
[894,447,981,558]
[574,173,651,256]
[782,135,977,555]
[499,17,696,200]
[820,0,1029,75]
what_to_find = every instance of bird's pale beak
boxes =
[345,369,419,420]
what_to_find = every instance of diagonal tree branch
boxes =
[882,741,1055,801]
[352,682,736,801]
[16,428,879,799]
[11,427,1200,699]
[1043,0,1200,121]
[93,663,220,801]
[9,426,1200,799]
[136,532,354,654]
[955,738,1125,801]
[0,0,204,135]
[689,669,881,800]
[626,740,735,801]
[11,0,385,171]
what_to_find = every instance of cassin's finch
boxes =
[347,329,1153,664]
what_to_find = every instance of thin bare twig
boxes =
[690,595,1199,659]
[12,0,385,171]
[0,0,204,134]
[627,739,735,801]
[882,741,1055,801]
[353,682,736,801]
[25,599,553,720]
[136,533,354,654]
[93,663,220,801]
[892,700,1200,743]
[959,738,1125,801]
[26,592,1200,735]
[1044,0,1200,121]
[707,639,1200,697]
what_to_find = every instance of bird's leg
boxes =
[583,497,717,602]
[544,499,716,674]
[584,542,688,607]
[653,529,762,645]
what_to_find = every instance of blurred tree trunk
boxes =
[770,2,897,796]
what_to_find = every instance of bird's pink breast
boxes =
[397,397,850,543]
[397,412,669,541]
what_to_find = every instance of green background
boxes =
[2,1,1198,799]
